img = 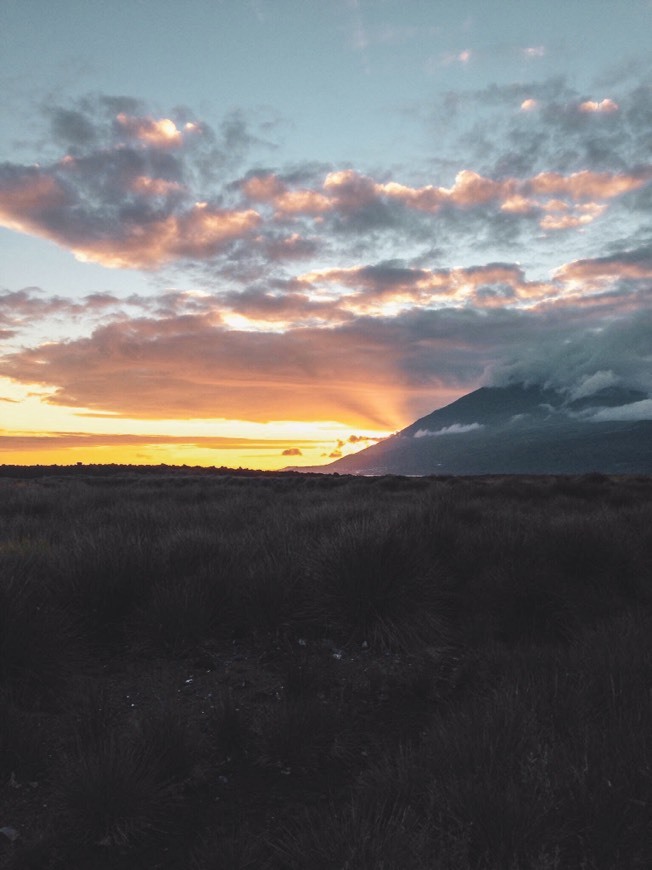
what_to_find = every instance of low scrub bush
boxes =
[0,692,49,781]
[308,515,449,650]
[270,793,429,870]
[207,691,254,765]
[55,731,183,848]
[0,569,82,708]
[136,560,240,653]
[257,696,357,777]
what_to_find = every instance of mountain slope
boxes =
[296,384,652,475]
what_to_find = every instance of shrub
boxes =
[133,700,203,784]
[190,825,268,870]
[308,515,448,650]
[208,691,253,764]
[492,562,577,647]
[256,697,356,775]
[0,692,49,781]
[237,523,311,637]
[269,793,429,870]
[55,731,182,848]
[0,568,81,708]
[137,561,239,653]
[51,527,160,648]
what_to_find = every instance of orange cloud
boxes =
[71,205,260,269]
[295,261,554,313]
[241,173,286,201]
[241,173,333,216]
[115,113,185,147]
[0,431,319,451]
[255,165,643,227]
[445,170,510,206]
[500,194,536,214]
[379,181,446,212]
[578,99,619,114]
[528,170,646,200]
[377,170,514,211]
[0,313,479,429]
[130,176,184,196]
[323,169,380,211]
[539,203,606,231]
[0,173,68,236]
[555,254,652,285]
[0,189,261,269]
[520,98,539,111]
[274,189,333,215]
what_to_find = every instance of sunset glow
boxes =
[1,1,651,468]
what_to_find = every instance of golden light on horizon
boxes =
[0,379,391,468]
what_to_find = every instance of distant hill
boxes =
[293,383,652,475]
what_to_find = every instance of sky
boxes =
[1,0,651,469]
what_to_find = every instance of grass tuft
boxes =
[55,731,182,848]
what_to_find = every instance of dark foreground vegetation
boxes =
[1,468,651,869]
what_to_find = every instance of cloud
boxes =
[521,46,545,59]
[3,91,651,281]
[347,434,382,443]
[2,249,649,432]
[440,49,472,66]
[432,78,652,178]
[414,422,483,437]
[281,447,302,456]
[554,246,652,285]
[114,113,190,148]
[0,96,280,270]
[0,286,132,337]
[0,431,319,452]
[238,166,649,242]
[0,160,261,269]
[568,370,620,400]
[578,99,619,114]
[585,399,652,421]
[490,304,652,399]
[293,260,554,315]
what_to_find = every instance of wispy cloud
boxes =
[521,46,545,59]
[414,422,483,437]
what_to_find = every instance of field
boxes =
[1,469,651,869]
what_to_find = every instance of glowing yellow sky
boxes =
[0,378,390,469]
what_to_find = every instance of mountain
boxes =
[295,383,652,475]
